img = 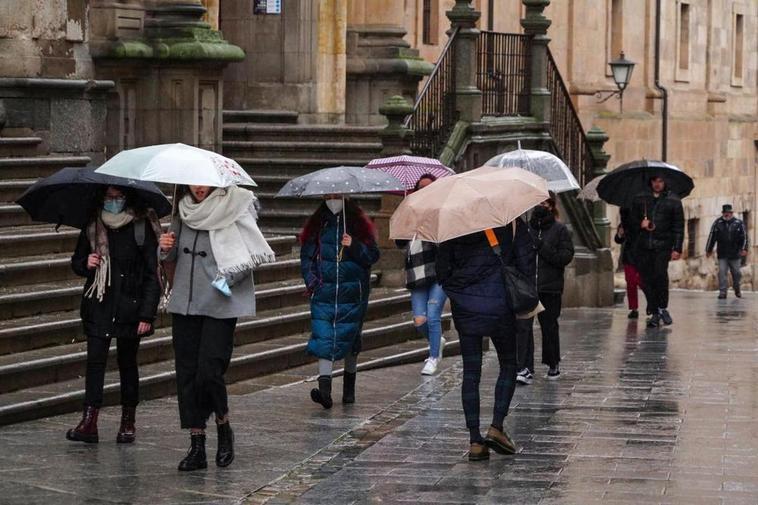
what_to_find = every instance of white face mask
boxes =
[325,199,344,215]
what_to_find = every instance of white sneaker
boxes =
[438,337,447,359]
[421,357,440,375]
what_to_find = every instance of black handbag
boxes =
[484,226,539,315]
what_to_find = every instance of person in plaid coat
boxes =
[396,174,448,376]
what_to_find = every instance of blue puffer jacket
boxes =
[300,210,380,361]
[436,219,535,337]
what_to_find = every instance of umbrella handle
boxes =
[171,184,178,217]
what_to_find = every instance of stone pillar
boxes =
[346,0,433,125]
[520,0,551,123]
[91,0,244,155]
[586,126,611,248]
[446,0,482,123]
[373,96,414,287]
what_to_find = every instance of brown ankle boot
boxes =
[116,406,136,444]
[66,406,99,443]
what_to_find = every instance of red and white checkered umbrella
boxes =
[364,155,454,193]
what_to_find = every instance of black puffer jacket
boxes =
[71,219,160,339]
[705,217,748,259]
[614,208,638,266]
[529,215,574,294]
[436,219,535,337]
[630,190,685,253]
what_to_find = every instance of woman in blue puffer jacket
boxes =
[300,196,380,409]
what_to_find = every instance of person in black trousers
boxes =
[630,176,684,328]
[436,219,535,461]
[67,186,161,444]
[528,194,574,380]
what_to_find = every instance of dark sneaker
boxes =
[547,365,560,380]
[628,310,639,319]
[646,314,661,328]
[660,309,673,326]
[735,289,742,298]
[718,292,727,299]
[485,426,518,455]
[468,442,490,461]
[516,368,533,385]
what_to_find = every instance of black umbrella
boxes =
[16,167,172,229]
[596,159,694,208]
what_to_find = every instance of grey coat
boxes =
[161,220,256,319]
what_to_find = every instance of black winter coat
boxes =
[71,220,161,339]
[630,190,685,253]
[614,208,638,266]
[705,217,748,259]
[529,216,574,294]
[436,220,535,337]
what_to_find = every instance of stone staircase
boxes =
[0,116,453,426]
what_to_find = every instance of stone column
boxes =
[378,95,414,156]
[586,126,611,248]
[520,0,551,123]
[446,0,482,123]
[345,0,433,125]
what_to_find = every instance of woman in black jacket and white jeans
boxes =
[529,193,574,379]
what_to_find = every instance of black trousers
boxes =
[84,336,140,408]
[172,314,236,430]
[636,248,671,311]
[515,317,535,372]
[460,326,518,441]
[537,292,562,368]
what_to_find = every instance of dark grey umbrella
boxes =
[596,160,694,208]
[275,166,405,198]
[16,167,172,229]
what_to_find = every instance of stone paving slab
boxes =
[0,290,756,505]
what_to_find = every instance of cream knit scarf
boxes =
[178,186,275,275]
[84,210,135,302]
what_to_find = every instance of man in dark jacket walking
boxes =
[706,204,749,298]
[630,176,685,328]
[528,196,574,379]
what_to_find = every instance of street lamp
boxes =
[596,51,636,112]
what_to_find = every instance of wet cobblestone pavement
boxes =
[1,291,757,504]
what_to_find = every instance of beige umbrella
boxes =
[577,175,604,202]
[390,165,549,243]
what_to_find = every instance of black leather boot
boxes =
[116,406,136,444]
[66,406,99,443]
[342,372,356,405]
[178,433,207,471]
[216,422,235,467]
[310,375,333,409]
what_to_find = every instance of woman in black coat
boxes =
[436,219,535,461]
[66,186,161,444]
[528,194,574,380]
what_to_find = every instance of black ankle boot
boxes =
[178,433,207,471]
[216,422,234,467]
[116,406,136,444]
[66,406,99,443]
[310,375,333,409]
[342,372,356,405]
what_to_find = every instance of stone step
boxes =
[0,267,357,321]
[0,178,38,203]
[223,109,299,124]
[0,203,33,227]
[0,223,296,259]
[0,308,454,425]
[223,124,382,143]
[223,140,382,161]
[240,158,375,178]
[0,288,411,356]
[0,288,421,393]
[0,250,300,288]
[0,136,43,157]
[0,155,91,180]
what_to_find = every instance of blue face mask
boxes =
[103,198,126,214]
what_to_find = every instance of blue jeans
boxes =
[410,283,447,358]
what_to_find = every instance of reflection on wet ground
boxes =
[0,291,756,505]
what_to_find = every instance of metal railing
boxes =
[477,31,531,117]
[546,49,595,186]
[404,27,459,158]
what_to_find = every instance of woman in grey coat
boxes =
[160,185,274,472]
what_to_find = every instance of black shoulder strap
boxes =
[134,218,146,248]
